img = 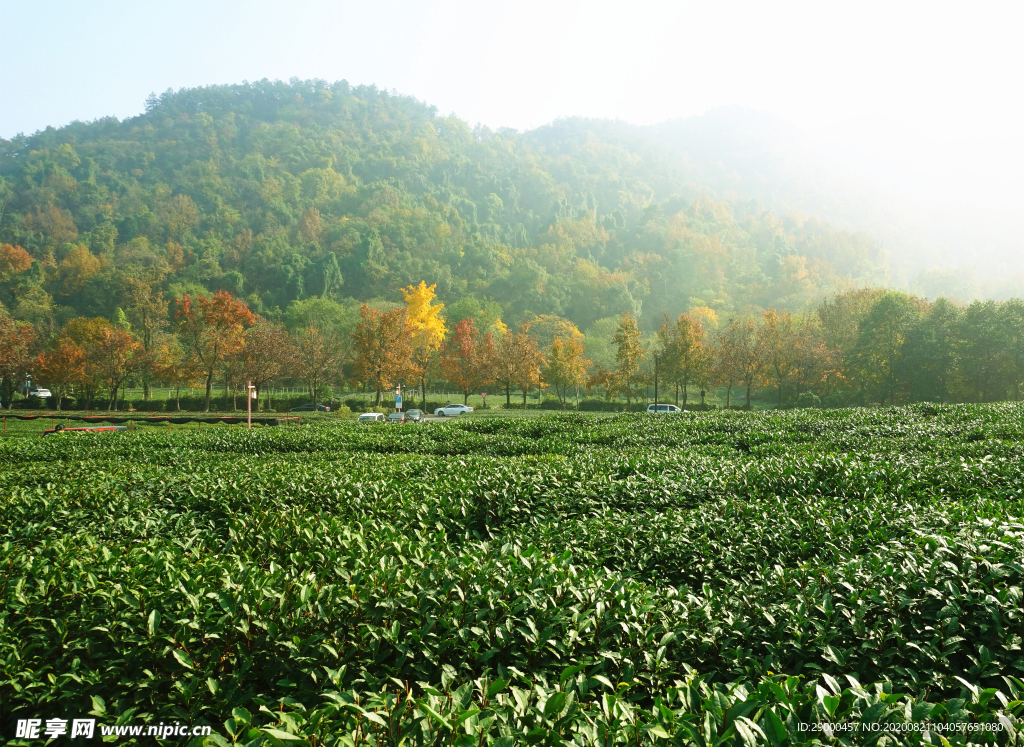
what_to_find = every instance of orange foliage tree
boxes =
[90,328,140,410]
[175,290,256,411]
[240,320,294,410]
[37,337,87,411]
[1,312,35,409]
[439,319,495,405]
[0,243,32,279]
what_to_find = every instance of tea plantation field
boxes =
[3,405,1024,745]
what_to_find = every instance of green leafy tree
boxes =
[851,292,926,406]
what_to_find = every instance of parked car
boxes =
[647,403,682,413]
[405,408,422,422]
[28,387,52,399]
[290,403,330,412]
[386,412,408,423]
[434,403,473,417]
[357,412,386,423]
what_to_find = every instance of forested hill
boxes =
[0,78,887,334]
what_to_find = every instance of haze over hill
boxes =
[641,108,1024,300]
[1,79,903,336]
[5,1,1021,308]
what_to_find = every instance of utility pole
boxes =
[653,354,659,410]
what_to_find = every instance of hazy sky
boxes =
[4,0,1022,275]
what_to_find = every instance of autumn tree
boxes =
[401,281,447,410]
[612,311,646,410]
[657,312,706,405]
[124,275,169,400]
[758,309,798,406]
[439,318,495,405]
[352,305,416,406]
[0,311,35,409]
[817,288,887,393]
[60,317,113,409]
[543,335,591,408]
[37,337,86,411]
[586,366,617,402]
[721,316,767,408]
[240,320,294,409]
[0,243,32,280]
[295,326,345,407]
[493,324,544,407]
[90,328,141,410]
[175,290,256,411]
[152,335,198,411]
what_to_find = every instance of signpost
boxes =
[247,381,256,429]
[395,384,402,412]
[481,392,487,408]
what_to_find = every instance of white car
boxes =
[647,403,681,413]
[434,403,474,417]
[28,388,52,399]
[357,412,386,423]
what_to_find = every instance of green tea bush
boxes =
[2,404,1023,744]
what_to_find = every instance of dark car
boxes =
[289,403,331,412]
[405,409,422,422]
[386,412,408,423]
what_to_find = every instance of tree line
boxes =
[2,274,1023,412]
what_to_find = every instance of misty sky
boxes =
[4,0,1022,279]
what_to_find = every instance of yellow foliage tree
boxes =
[401,281,447,409]
[612,311,646,410]
[543,336,591,409]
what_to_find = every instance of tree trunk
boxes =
[505,384,511,407]
[144,381,150,401]
[204,369,214,412]
[745,383,752,408]
[464,389,469,405]
[726,383,732,407]
[674,383,679,406]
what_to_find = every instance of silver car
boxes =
[434,403,474,417]
[647,403,681,413]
